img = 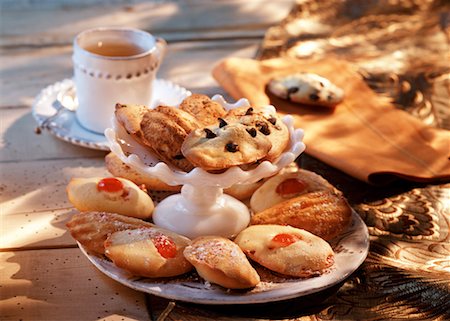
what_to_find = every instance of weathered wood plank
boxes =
[0,208,78,250]
[0,2,302,321]
[0,39,258,164]
[0,39,258,109]
[0,248,149,321]
[0,108,105,162]
[0,158,108,214]
[160,40,259,95]
[0,0,293,46]
[0,46,73,108]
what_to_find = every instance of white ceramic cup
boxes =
[72,27,166,134]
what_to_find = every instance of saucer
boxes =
[32,78,191,150]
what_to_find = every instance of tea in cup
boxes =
[72,27,166,134]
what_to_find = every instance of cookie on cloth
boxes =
[268,73,344,107]
[179,94,227,126]
[250,168,339,213]
[225,105,290,162]
[235,224,334,278]
[181,122,272,170]
[251,191,352,241]
[66,211,154,255]
[104,227,193,278]
[183,236,260,289]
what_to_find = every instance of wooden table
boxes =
[1,1,449,320]
[0,1,293,320]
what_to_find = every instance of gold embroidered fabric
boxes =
[256,0,450,319]
[144,1,450,318]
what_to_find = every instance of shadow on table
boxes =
[147,280,343,320]
[2,208,150,320]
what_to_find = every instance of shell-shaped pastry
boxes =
[115,103,197,172]
[66,211,154,255]
[183,236,260,289]
[179,93,227,126]
[251,191,352,241]
[224,179,265,200]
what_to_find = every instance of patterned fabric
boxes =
[259,0,450,131]
[258,0,450,319]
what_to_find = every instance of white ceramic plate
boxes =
[32,78,191,150]
[79,210,369,305]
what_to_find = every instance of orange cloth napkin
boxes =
[212,57,450,184]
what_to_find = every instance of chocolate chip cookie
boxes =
[225,106,289,161]
[268,73,344,107]
[181,122,272,170]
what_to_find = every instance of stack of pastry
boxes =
[107,94,290,199]
[65,94,352,290]
[114,94,290,172]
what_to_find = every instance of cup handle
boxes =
[154,37,167,70]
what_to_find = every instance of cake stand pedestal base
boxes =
[152,184,250,239]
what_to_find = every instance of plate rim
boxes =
[78,210,369,305]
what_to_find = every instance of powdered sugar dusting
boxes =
[78,202,368,304]
[185,238,246,265]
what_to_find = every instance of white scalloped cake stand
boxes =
[105,95,305,238]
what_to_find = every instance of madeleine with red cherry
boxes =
[67,177,154,219]
[250,169,338,213]
[234,225,334,278]
[105,227,193,278]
